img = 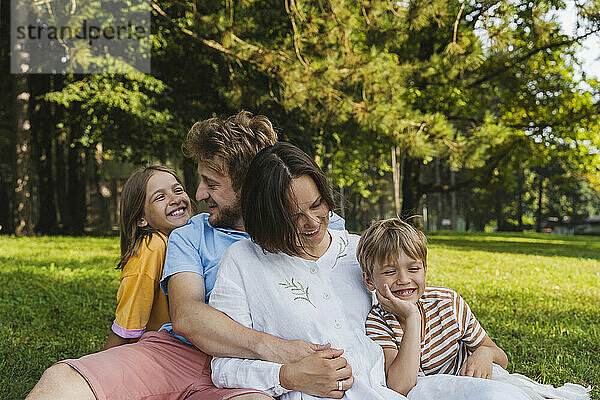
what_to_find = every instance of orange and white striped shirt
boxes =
[366,286,487,375]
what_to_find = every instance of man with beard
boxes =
[26,111,348,400]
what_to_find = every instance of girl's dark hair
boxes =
[241,142,335,256]
[117,165,187,269]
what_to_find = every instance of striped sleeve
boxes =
[365,306,399,350]
[453,291,487,351]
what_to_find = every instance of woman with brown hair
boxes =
[208,142,405,399]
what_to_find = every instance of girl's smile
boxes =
[140,171,192,236]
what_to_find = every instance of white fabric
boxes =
[407,372,531,400]
[490,364,591,400]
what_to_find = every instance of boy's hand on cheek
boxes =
[460,346,494,379]
[376,284,420,324]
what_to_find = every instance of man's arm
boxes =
[168,272,327,363]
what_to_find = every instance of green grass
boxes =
[1,232,599,399]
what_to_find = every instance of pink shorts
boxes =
[59,331,270,400]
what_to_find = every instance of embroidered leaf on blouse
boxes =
[331,235,349,269]
[279,278,316,308]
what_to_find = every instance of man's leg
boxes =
[230,395,273,400]
[26,363,95,400]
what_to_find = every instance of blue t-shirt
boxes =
[159,211,345,344]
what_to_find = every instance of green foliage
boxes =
[1,233,598,398]
[43,73,174,162]
[2,0,600,234]
[169,0,600,218]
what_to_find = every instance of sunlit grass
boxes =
[0,232,598,399]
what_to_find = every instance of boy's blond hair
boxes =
[357,218,427,279]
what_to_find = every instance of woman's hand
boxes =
[376,284,420,324]
[460,346,494,379]
[279,348,353,399]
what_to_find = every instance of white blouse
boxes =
[209,229,407,400]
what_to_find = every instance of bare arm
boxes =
[168,272,327,363]
[376,285,421,396]
[383,315,421,396]
[460,335,508,378]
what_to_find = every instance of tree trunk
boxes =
[450,170,457,230]
[535,175,544,232]
[422,194,429,230]
[12,0,34,236]
[391,146,402,216]
[32,75,57,234]
[93,143,111,233]
[464,191,471,232]
[495,186,504,231]
[517,166,524,231]
[435,158,442,230]
[400,157,422,226]
[13,75,34,236]
[55,125,69,232]
[66,111,87,235]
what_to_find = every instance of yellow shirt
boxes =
[111,233,170,339]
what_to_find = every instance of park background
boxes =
[1,0,600,398]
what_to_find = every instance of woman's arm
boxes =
[212,348,352,398]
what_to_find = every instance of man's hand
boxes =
[376,284,420,325]
[459,346,494,379]
[270,339,331,364]
[279,348,354,399]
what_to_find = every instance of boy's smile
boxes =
[364,251,427,303]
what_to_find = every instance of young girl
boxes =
[104,165,192,349]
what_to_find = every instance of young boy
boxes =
[356,218,508,396]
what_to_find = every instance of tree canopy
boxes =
[2,0,599,235]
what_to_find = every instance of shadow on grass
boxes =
[428,232,600,260]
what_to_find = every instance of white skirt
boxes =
[490,364,592,400]
[406,364,591,400]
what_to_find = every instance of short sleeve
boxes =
[160,227,203,296]
[453,292,487,351]
[113,235,166,338]
[328,211,346,230]
[366,306,400,351]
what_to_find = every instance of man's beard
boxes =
[209,204,242,229]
